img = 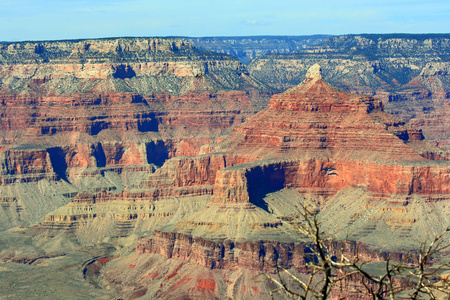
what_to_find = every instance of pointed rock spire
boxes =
[305,63,323,80]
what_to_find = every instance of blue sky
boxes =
[1,0,449,41]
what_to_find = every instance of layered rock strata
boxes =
[248,34,450,147]
[119,65,450,298]
[41,153,255,230]
[136,230,390,272]
[1,35,449,299]
[220,64,427,161]
[29,63,449,245]
[0,37,273,230]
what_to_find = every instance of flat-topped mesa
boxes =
[269,64,381,113]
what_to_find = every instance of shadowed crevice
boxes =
[112,64,136,79]
[246,164,286,212]
[47,147,68,181]
[146,140,169,167]
[93,143,106,167]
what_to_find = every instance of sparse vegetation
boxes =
[264,205,450,299]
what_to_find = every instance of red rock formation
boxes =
[36,64,449,246]
[221,64,426,162]
[136,230,393,273]
[247,36,450,147]
[2,54,446,299]
[0,93,157,135]
[135,153,254,190]
[209,158,450,205]
[125,65,450,300]
[0,38,272,203]
[386,65,450,148]
[136,230,416,276]
[0,147,59,183]
[137,230,306,272]
[195,65,448,207]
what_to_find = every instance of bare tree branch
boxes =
[264,204,450,299]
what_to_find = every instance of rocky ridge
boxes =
[248,34,450,147]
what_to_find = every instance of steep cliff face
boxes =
[101,225,409,299]
[248,34,450,147]
[40,64,447,240]
[84,66,447,299]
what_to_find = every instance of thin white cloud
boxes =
[245,19,272,26]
